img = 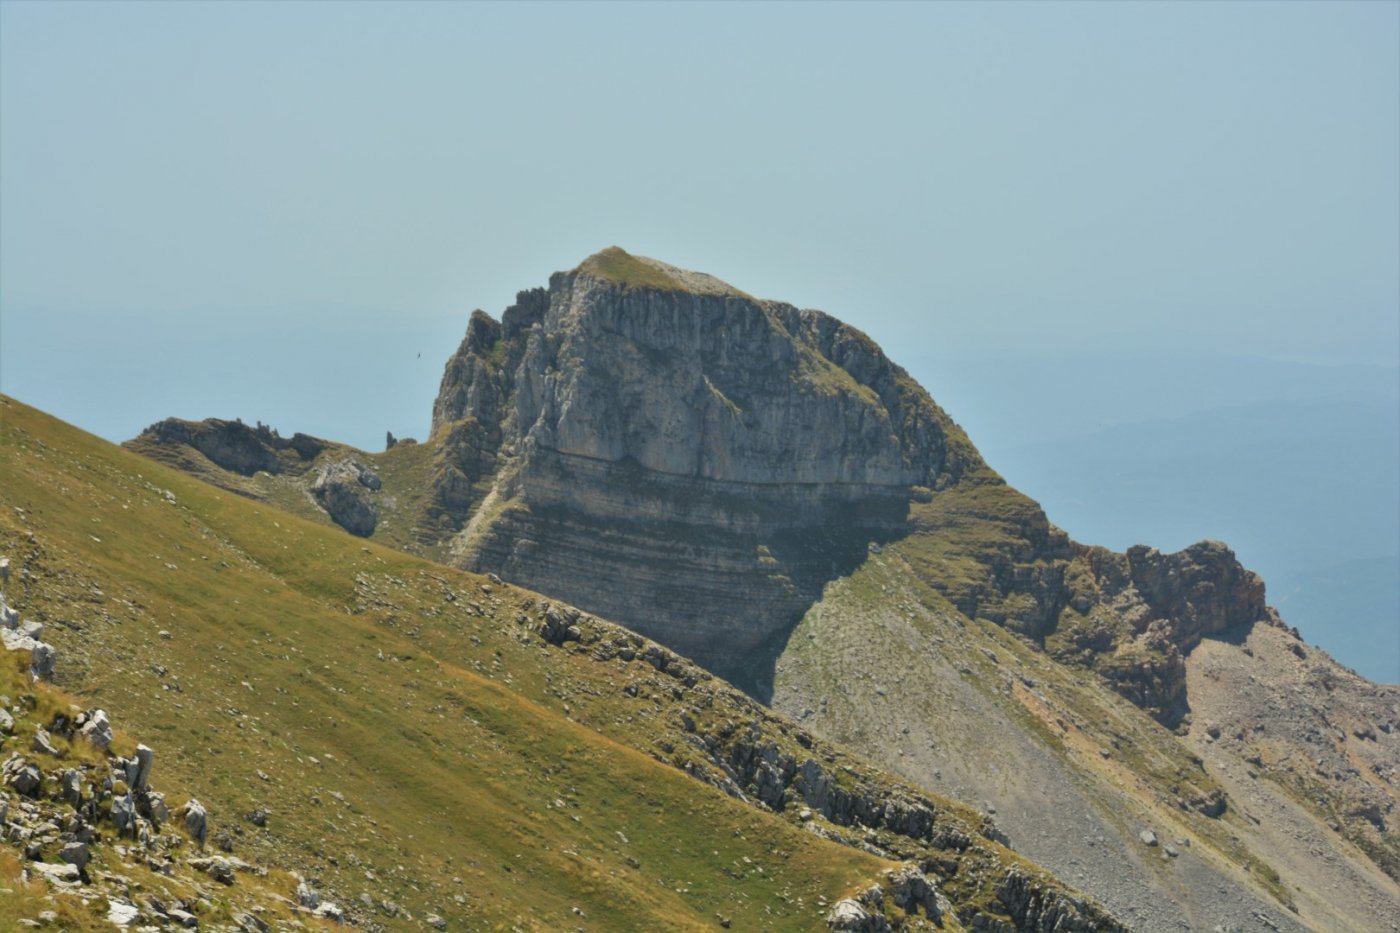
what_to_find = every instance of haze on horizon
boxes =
[2,1,1397,679]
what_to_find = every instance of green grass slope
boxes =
[7,394,1135,933]
[3,396,905,931]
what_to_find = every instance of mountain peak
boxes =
[575,246,751,298]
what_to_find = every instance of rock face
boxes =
[430,248,977,690]
[1053,541,1274,725]
[135,418,327,476]
[424,248,1277,715]
[311,459,382,536]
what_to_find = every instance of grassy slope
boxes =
[578,248,688,292]
[2,396,904,931]
[0,652,324,932]
[123,426,454,564]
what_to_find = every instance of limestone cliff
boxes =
[429,248,981,691]
[426,248,1273,713]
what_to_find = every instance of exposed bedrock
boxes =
[431,252,976,693]
[427,250,1283,710]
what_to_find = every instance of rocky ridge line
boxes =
[514,590,1125,931]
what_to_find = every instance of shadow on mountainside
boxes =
[713,523,903,704]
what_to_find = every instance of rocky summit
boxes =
[119,247,1400,932]
[427,247,977,693]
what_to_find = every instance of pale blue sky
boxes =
[2,0,1396,437]
[1,1,1397,428]
[2,1,1398,677]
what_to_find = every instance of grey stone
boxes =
[180,798,208,847]
[1,628,56,680]
[168,908,199,928]
[312,902,344,921]
[233,912,270,933]
[5,758,43,796]
[106,899,140,925]
[112,794,137,834]
[826,898,889,932]
[133,744,154,792]
[311,460,381,536]
[28,642,55,681]
[31,727,59,756]
[58,840,90,868]
[189,855,236,885]
[297,879,320,909]
[60,769,82,805]
[79,709,113,750]
[29,861,81,885]
[427,252,975,684]
[884,863,947,921]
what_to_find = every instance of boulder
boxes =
[1,628,56,681]
[4,756,43,796]
[180,799,208,847]
[30,861,81,885]
[826,898,890,932]
[133,744,154,792]
[311,460,381,537]
[58,840,90,869]
[79,709,113,750]
[233,913,270,933]
[112,794,137,834]
[168,908,199,929]
[28,641,55,681]
[297,879,320,909]
[31,727,59,756]
[189,855,236,885]
[60,769,82,805]
[106,899,140,926]
[313,902,344,922]
[884,863,946,920]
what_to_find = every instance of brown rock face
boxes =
[1053,541,1275,726]
[428,250,976,692]
[1125,541,1269,649]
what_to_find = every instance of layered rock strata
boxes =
[427,249,1274,712]
[429,249,979,689]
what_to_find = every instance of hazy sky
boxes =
[2,0,1398,447]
